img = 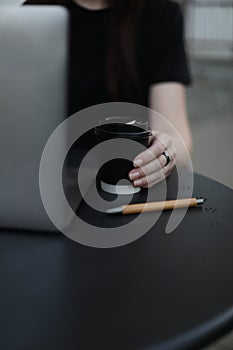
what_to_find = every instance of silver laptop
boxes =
[0,6,77,232]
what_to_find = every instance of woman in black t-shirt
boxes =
[23,0,193,188]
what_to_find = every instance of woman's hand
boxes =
[128,131,176,188]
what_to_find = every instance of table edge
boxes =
[144,305,233,350]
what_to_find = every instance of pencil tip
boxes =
[197,197,207,204]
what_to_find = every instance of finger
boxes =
[134,159,175,188]
[129,145,176,180]
[129,157,163,181]
[133,168,166,188]
[133,133,172,167]
[167,143,177,161]
[157,146,176,168]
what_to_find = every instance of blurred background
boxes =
[179,0,233,191]
[2,0,233,348]
[3,0,233,189]
[177,2,233,346]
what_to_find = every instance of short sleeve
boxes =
[149,1,191,86]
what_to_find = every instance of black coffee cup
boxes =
[95,117,152,195]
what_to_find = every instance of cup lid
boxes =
[95,117,152,139]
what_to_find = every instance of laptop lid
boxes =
[0,6,71,232]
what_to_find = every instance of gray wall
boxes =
[187,59,233,189]
[0,0,24,5]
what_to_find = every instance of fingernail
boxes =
[129,171,140,180]
[134,159,143,167]
[134,179,143,187]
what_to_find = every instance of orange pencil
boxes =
[106,197,206,215]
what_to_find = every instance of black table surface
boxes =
[1,172,233,350]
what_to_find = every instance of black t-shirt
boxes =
[24,0,191,116]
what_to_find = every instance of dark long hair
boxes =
[24,0,144,100]
[106,0,144,100]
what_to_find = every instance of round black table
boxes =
[0,173,233,350]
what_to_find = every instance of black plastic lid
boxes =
[95,118,152,140]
